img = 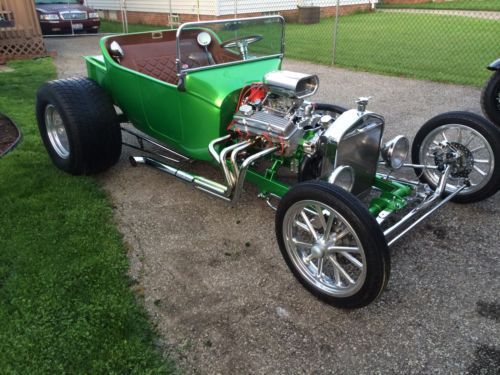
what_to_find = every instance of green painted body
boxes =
[85,37,281,161]
[84,33,413,216]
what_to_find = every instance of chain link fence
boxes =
[56,0,499,87]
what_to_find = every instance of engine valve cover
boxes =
[232,110,298,142]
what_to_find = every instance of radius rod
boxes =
[130,135,277,204]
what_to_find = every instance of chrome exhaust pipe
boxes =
[130,145,277,204]
[130,156,228,197]
[232,146,278,204]
[208,134,231,164]
[230,141,253,181]
[219,140,251,188]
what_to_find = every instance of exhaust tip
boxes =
[129,156,138,167]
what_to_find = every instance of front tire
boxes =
[411,111,500,203]
[481,71,500,126]
[36,77,122,175]
[276,181,390,309]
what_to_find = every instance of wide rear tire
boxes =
[276,181,390,309]
[36,77,122,175]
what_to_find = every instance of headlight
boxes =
[381,135,409,170]
[328,165,355,192]
[40,14,59,21]
[88,12,99,19]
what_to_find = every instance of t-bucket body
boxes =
[85,16,285,161]
[36,15,500,309]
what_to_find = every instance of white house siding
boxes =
[85,0,376,16]
[218,0,378,16]
[85,0,218,15]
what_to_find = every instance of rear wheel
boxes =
[481,71,500,126]
[276,181,390,309]
[36,77,122,175]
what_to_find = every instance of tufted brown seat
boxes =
[106,29,241,85]
[134,55,178,84]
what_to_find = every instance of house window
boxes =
[169,14,180,26]
[262,11,279,16]
[0,10,14,28]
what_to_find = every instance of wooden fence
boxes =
[0,0,45,63]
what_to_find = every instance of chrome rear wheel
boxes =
[45,104,70,159]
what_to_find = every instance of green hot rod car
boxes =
[36,16,500,308]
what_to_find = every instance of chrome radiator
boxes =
[320,110,384,196]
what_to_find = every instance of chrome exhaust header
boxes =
[130,138,277,204]
[130,156,229,198]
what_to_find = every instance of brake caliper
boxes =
[433,141,474,177]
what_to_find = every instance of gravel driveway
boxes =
[45,36,499,374]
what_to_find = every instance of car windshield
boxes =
[35,0,80,4]
[177,16,284,73]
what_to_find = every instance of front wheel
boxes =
[411,111,500,203]
[276,181,390,309]
[481,71,500,126]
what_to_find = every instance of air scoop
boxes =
[263,70,319,99]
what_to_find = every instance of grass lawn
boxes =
[286,12,499,86]
[0,59,174,373]
[378,0,500,11]
[100,19,166,33]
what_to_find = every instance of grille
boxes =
[335,121,383,196]
[60,11,87,21]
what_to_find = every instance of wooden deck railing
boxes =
[0,0,45,63]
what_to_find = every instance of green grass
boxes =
[100,19,166,33]
[286,13,499,86]
[0,59,174,373]
[378,0,500,11]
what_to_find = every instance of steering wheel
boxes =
[220,35,263,60]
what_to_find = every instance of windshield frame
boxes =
[175,15,285,75]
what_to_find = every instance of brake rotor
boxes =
[449,142,474,178]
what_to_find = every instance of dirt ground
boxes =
[44,36,499,374]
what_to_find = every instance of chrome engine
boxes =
[230,70,385,196]
[231,71,322,156]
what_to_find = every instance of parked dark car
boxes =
[35,0,100,34]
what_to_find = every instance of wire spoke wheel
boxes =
[276,181,390,309]
[412,111,500,203]
[283,200,366,297]
[418,124,494,195]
